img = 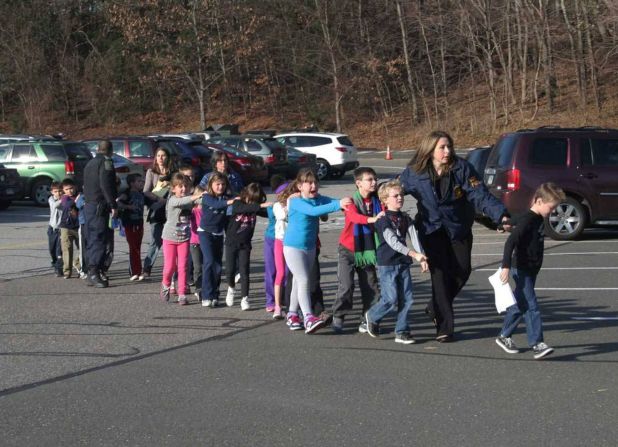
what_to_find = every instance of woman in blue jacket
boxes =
[400,131,510,342]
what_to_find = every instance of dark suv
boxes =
[210,135,288,177]
[0,141,92,205]
[484,126,618,240]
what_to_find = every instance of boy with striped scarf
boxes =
[331,167,385,334]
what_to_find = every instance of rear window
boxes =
[337,136,354,146]
[529,138,568,166]
[41,144,67,161]
[111,141,125,156]
[244,139,262,152]
[63,143,92,160]
[129,141,152,157]
[487,134,517,168]
[305,136,331,147]
[585,139,618,166]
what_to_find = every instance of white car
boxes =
[275,132,359,180]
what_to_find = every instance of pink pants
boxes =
[274,239,286,286]
[162,239,190,295]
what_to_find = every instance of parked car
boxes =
[210,135,288,177]
[274,132,359,180]
[484,126,618,240]
[0,140,92,206]
[285,146,317,178]
[0,134,60,144]
[204,143,268,184]
[82,137,157,170]
[0,164,22,210]
[465,146,494,225]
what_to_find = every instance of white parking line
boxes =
[536,288,618,290]
[473,252,618,256]
[474,240,618,245]
[475,267,618,271]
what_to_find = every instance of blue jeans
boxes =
[500,269,543,347]
[143,221,163,272]
[199,232,224,300]
[367,264,414,334]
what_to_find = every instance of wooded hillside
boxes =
[1,0,617,147]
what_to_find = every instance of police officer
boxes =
[83,140,118,288]
[400,130,510,342]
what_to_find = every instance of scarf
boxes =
[352,190,382,267]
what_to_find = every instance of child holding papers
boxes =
[495,183,565,359]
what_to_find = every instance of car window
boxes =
[305,136,331,147]
[282,136,298,146]
[111,141,125,156]
[62,143,92,161]
[588,139,618,166]
[244,139,262,152]
[0,146,10,161]
[487,134,517,168]
[264,138,284,150]
[41,144,66,161]
[11,144,35,162]
[337,136,353,146]
[83,141,99,154]
[529,138,567,166]
[129,141,152,157]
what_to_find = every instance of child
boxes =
[199,172,235,308]
[47,181,64,277]
[225,183,272,310]
[264,175,289,317]
[283,168,352,334]
[189,186,204,300]
[365,180,428,344]
[331,167,385,334]
[117,173,147,281]
[58,178,81,279]
[75,193,88,280]
[495,182,565,360]
[160,173,205,305]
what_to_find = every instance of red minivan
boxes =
[484,127,618,240]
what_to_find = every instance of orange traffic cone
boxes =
[385,145,393,160]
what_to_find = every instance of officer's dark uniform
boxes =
[400,157,507,339]
[83,152,117,286]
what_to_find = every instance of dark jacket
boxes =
[225,201,267,248]
[400,157,507,240]
[502,210,545,273]
[83,153,118,209]
[200,193,231,234]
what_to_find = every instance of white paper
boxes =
[488,268,517,314]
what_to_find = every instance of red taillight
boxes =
[115,166,130,173]
[335,147,348,153]
[65,160,75,175]
[264,154,275,164]
[506,169,520,191]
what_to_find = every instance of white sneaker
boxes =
[130,275,139,281]
[235,273,241,284]
[240,297,250,311]
[226,287,235,307]
[212,299,219,307]
[202,299,212,307]
[137,275,145,281]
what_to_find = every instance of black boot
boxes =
[87,272,108,288]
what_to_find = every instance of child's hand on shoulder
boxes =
[368,210,386,223]
[409,250,427,264]
[339,197,352,208]
[419,260,429,273]
[261,201,274,208]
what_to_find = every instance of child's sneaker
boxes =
[266,305,275,313]
[160,284,170,302]
[202,299,212,307]
[240,297,250,311]
[364,312,379,338]
[170,284,177,296]
[212,299,219,307]
[304,315,325,334]
[137,274,145,281]
[130,275,139,281]
[332,316,344,334]
[178,295,188,306]
[532,342,554,359]
[225,287,235,307]
[395,333,416,344]
[272,306,284,320]
[79,271,88,280]
[496,336,519,354]
[286,314,303,331]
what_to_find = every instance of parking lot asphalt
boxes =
[1,151,617,446]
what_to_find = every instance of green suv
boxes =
[0,141,92,205]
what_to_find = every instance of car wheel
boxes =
[0,200,11,210]
[316,159,330,180]
[31,178,52,207]
[545,196,587,240]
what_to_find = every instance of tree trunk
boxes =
[395,0,419,124]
